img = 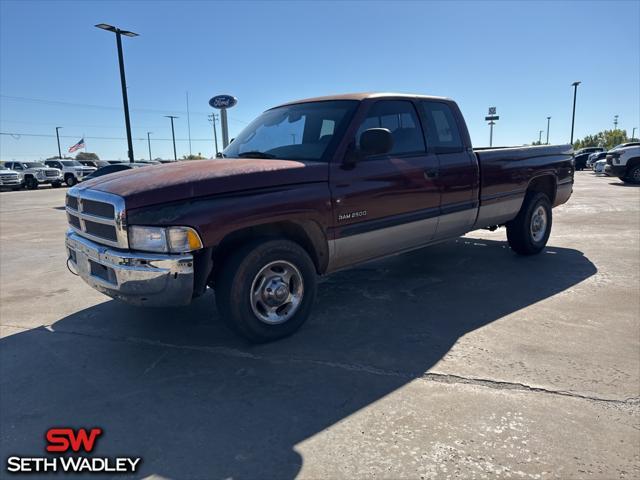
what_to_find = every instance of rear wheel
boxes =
[215,239,317,343]
[65,175,77,187]
[506,192,552,255]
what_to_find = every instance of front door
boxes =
[329,99,441,270]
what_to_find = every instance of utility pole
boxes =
[208,114,219,157]
[147,132,152,161]
[570,81,581,145]
[95,23,139,163]
[632,127,637,140]
[55,127,63,158]
[614,115,619,130]
[539,130,543,144]
[186,91,192,155]
[546,116,551,144]
[165,115,179,161]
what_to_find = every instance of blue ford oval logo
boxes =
[209,95,238,109]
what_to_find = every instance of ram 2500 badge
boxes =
[66,93,574,342]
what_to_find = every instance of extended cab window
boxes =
[356,100,425,155]
[420,101,464,153]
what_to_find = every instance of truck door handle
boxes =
[424,168,439,179]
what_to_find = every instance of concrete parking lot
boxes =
[1,172,638,479]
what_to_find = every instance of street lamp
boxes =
[570,81,581,145]
[546,116,551,145]
[165,116,179,161]
[55,127,63,158]
[95,23,139,163]
[147,132,152,161]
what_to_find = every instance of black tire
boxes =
[623,165,640,184]
[65,175,77,187]
[215,239,317,343]
[52,182,62,188]
[25,177,38,190]
[506,192,552,255]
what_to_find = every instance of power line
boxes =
[0,94,250,124]
[0,131,217,141]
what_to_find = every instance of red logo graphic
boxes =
[46,428,103,453]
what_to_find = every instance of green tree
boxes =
[75,152,100,161]
[573,129,629,150]
[181,153,206,160]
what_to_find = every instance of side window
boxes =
[420,101,464,153]
[356,100,425,155]
[13,163,23,170]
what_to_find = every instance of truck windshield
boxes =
[223,100,358,161]
[23,163,46,168]
[61,161,83,167]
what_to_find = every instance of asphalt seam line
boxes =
[43,326,639,407]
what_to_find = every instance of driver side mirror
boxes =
[343,128,394,169]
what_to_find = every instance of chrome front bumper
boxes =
[66,230,195,306]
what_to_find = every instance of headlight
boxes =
[36,171,44,178]
[128,226,203,253]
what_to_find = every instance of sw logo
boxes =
[46,427,103,453]
[5,427,141,475]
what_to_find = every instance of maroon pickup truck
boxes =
[65,93,574,342]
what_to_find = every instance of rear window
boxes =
[420,101,464,153]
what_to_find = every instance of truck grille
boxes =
[1,173,19,184]
[65,189,127,248]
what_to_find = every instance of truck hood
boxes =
[79,158,328,209]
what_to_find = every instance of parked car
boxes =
[4,161,63,189]
[44,159,96,186]
[573,147,605,171]
[594,159,607,174]
[586,151,607,169]
[84,162,151,180]
[78,159,110,169]
[65,92,574,342]
[0,166,24,190]
[605,145,640,183]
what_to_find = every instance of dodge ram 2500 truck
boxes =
[66,93,574,342]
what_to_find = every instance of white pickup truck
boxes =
[604,143,640,183]
[44,159,97,186]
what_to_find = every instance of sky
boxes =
[1,0,639,161]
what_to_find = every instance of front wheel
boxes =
[506,192,552,255]
[25,177,38,190]
[215,239,317,343]
[623,165,640,184]
[65,175,77,187]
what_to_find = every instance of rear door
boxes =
[329,99,440,269]
[419,100,478,240]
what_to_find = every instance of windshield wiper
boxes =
[237,151,276,159]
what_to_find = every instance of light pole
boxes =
[614,115,619,130]
[165,115,179,161]
[539,130,543,144]
[147,132,152,161]
[95,23,138,163]
[55,127,63,158]
[570,81,581,145]
[546,116,551,144]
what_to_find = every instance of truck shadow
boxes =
[0,238,596,479]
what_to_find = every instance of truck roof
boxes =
[277,92,452,107]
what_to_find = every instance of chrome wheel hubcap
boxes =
[632,168,640,181]
[530,205,547,242]
[250,260,304,324]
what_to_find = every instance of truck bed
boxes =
[472,144,574,228]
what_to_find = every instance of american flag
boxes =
[68,138,85,153]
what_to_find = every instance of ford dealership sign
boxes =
[209,95,237,109]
